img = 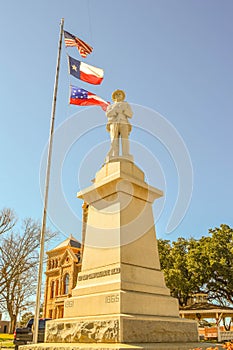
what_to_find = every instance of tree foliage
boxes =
[19,312,34,327]
[158,224,233,306]
[0,208,56,332]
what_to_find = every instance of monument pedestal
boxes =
[44,159,199,346]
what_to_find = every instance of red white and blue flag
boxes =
[68,55,104,85]
[64,30,93,58]
[70,86,110,111]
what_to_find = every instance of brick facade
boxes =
[43,236,81,319]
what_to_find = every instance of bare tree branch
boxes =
[0,208,17,235]
[0,209,57,332]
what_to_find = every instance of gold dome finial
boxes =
[112,89,126,102]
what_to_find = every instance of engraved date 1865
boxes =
[105,294,120,303]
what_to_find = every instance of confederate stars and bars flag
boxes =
[70,86,110,111]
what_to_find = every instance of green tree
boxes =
[185,225,233,305]
[158,237,197,305]
[204,224,233,304]
[19,312,34,327]
[158,224,233,307]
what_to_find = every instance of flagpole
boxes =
[33,17,64,344]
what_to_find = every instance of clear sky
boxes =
[1,0,233,247]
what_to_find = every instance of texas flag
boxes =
[68,55,104,85]
[70,86,110,111]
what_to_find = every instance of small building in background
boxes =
[179,293,233,342]
[0,312,10,333]
[43,235,82,319]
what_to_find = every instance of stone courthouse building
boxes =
[43,235,82,319]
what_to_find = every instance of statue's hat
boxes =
[112,89,125,102]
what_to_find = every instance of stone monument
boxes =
[42,90,200,349]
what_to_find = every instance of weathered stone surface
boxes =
[45,320,119,343]
[44,316,198,344]
[121,318,198,343]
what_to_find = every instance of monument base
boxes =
[44,315,198,344]
[19,342,218,350]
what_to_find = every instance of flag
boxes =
[64,30,93,58]
[70,86,110,111]
[68,56,104,85]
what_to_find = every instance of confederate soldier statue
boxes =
[105,89,133,161]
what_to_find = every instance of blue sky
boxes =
[1,0,233,247]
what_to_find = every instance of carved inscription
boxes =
[78,267,120,281]
[64,300,74,307]
[105,294,119,303]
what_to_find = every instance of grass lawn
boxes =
[0,333,14,348]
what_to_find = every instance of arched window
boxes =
[50,280,55,299]
[63,273,69,295]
